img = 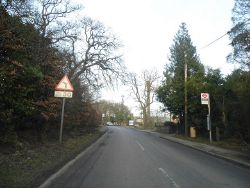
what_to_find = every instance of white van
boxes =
[128,120,134,126]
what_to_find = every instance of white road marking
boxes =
[159,167,180,188]
[136,140,145,151]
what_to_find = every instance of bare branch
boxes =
[34,0,82,41]
[62,17,125,92]
[126,69,160,128]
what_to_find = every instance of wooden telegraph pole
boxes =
[184,56,188,137]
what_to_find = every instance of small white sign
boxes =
[202,100,209,105]
[54,91,73,98]
[201,93,209,105]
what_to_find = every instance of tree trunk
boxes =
[143,109,148,128]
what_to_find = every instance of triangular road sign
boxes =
[55,75,74,91]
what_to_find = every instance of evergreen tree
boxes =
[157,23,205,130]
[0,7,43,142]
[0,5,64,143]
[228,0,250,69]
[224,70,250,142]
[226,0,250,143]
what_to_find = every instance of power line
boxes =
[199,31,230,50]
[200,19,250,50]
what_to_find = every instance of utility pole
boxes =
[184,55,188,137]
[208,98,212,143]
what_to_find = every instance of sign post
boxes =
[59,98,66,143]
[201,93,212,143]
[55,75,74,143]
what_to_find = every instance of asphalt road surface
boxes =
[48,126,250,188]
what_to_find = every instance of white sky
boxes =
[75,0,236,115]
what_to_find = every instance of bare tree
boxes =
[63,17,125,92]
[25,0,82,100]
[34,0,81,39]
[127,69,160,128]
[0,0,34,19]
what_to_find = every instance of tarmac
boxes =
[139,128,250,169]
[39,125,250,188]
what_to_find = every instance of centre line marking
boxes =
[136,140,145,151]
[159,168,180,188]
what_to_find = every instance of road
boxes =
[48,126,250,188]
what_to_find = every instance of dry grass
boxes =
[175,134,250,152]
[0,131,103,188]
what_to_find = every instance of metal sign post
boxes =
[208,98,212,143]
[55,75,74,143]
[201,93,212,143]
[59,98,65,143]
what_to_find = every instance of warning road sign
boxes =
[55,75,74,91]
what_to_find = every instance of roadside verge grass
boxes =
[174,134,250,152]
[135,126,250,152]
[0,131,104,188]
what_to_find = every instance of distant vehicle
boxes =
[128,120,134,126]
[106,122,113,126]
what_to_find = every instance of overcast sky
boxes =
[75,0,236,115]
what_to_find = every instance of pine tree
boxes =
[157,23,205,130]
[228,0,250,68]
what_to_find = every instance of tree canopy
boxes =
[156,6,250,142]
[157,23,205,129]
[0,0,125,144]
[228,0,250,69]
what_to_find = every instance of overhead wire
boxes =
[199,20,249,50]
[199,31,231,50]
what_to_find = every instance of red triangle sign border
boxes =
[55,75,74,91]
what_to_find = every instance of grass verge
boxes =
[135,126,250,152]
[0,131,104,188]
[174,134,250,152]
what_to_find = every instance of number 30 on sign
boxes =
[54,90,73,98]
